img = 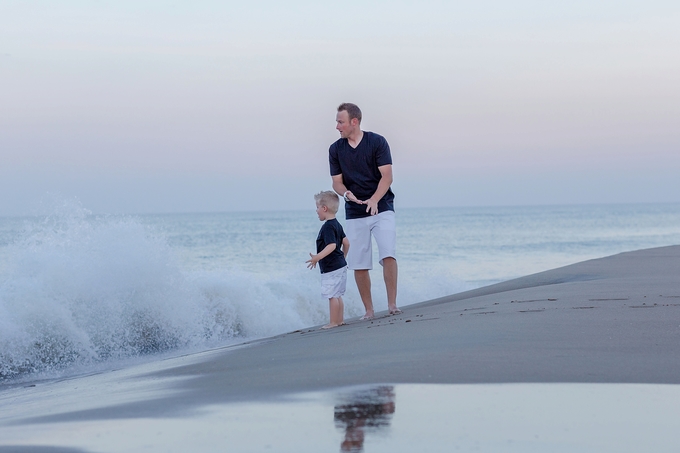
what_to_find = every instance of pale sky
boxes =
[1,1,679,216]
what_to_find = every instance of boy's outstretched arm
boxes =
[306,243,336,269]
[342,237,350,258]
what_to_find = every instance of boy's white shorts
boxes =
[321,266,347,299]
[345,210,396,270]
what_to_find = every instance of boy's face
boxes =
[316,202,329,221]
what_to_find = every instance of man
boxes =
[329,102,401,319]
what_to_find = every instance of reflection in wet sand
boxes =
[334,386,396,452]
[4,383,680,451]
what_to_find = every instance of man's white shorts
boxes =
[321,266,347,299]
[345,210,396,270]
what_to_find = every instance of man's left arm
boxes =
[364,164,393,216]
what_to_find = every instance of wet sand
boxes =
[1,245,680,451]
[142,244,680,408]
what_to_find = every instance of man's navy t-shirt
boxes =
[329,131,395,220]
[316,218,347,274]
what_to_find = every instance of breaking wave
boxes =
[0,202,331,380]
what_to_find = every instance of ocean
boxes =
[1,200,679,382]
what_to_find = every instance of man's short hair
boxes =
[314,190,340,214]
[337,103,362,124]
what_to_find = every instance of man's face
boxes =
[336,110,356,138]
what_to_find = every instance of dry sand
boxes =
[1,245,680,452]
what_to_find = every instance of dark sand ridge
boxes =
[17,245,680,424]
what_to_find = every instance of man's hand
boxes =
[364,199,379,215]
[344,190,362,204]
[306,253,319,269]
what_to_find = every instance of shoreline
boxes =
[2,245,680,450]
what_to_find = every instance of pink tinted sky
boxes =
[1,1,679,215]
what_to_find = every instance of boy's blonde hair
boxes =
[314,190,340,214]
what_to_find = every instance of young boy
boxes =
[306,190,350,329]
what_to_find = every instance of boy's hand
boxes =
[306,253,318,269]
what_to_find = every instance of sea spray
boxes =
[0,203,336,380]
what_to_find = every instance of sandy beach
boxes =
[2,245,680,452]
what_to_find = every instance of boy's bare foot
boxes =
[321,323,343,329]
[389,308,403,315]
[360,312,374,320]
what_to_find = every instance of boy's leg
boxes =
[331,296,344,325]
[323,297,343,329]
[337,296,344,324]
[321,267,348,329]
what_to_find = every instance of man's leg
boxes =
[382,257,399,313]
[354,269,374,319]
[345,217,374,320]
[374,211,399,314]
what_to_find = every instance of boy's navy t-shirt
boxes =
[316,218,347,274]
[328,131,395,220]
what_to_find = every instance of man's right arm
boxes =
[332,174,361,204]
[332,174,347,197]
[330,143,361,204]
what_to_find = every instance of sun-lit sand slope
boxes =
[153,244,680,403]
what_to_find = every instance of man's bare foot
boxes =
[321,323,344,329]
[389,308,402,315]
[360,312,374,320]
